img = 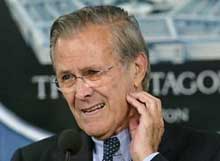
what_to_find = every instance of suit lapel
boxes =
[70,132,93,161]
[158,123,190,161]
[51,131,93,161]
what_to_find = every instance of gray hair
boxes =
[50,5,151,91]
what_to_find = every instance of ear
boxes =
[133,52,148,90]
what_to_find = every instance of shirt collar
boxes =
[92,128,131,161]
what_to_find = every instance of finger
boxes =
[129,92,162,116]
[142,92,162,113]
[131,91,157,100]
[126,94,149,118]
[129,92,164,128]
[129,116,139,138]
[130,92,160,109]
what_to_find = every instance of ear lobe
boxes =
[133,52,148,89]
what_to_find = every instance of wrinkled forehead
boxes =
[53,25,122,72]
[56,24,120,55]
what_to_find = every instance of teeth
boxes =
[82,103,105,113]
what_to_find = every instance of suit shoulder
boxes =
[163,124,220,160]
[180,125,220,145]
[22,135,57,151]
[18,135,58,161]
[167,124,220,145]
[182,126,220,160]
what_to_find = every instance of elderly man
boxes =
[11,5,220,161]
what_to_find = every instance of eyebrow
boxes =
[81,66,103,72]
[57,65,103,76]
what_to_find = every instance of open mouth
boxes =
[81,103,105,114]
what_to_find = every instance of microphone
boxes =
[58,129,82,161]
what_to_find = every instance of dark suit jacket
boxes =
[11,124,220,161]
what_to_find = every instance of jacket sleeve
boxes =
[151,154,169,161]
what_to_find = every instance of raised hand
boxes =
[126,91,164,161]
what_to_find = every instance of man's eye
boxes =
[62,74,72,81]
[86,70,100,76]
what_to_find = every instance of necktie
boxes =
[102,137,120,161]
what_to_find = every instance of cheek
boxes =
[110,75,132,98]
[107,79,130,111]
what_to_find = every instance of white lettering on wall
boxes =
[163,108,189,123]
[31,75,59,100]
[150,70,220,96]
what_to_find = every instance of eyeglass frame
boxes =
[53,65,114,93]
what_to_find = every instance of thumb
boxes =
[129,116,139,139]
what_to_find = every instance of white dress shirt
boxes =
[92,129,158,161]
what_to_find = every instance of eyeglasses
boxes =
[53,66,114,93]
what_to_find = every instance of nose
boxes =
[74,78,94,100]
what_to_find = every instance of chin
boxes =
[80,122,113,139]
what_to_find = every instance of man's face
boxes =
[53,25,136,139]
